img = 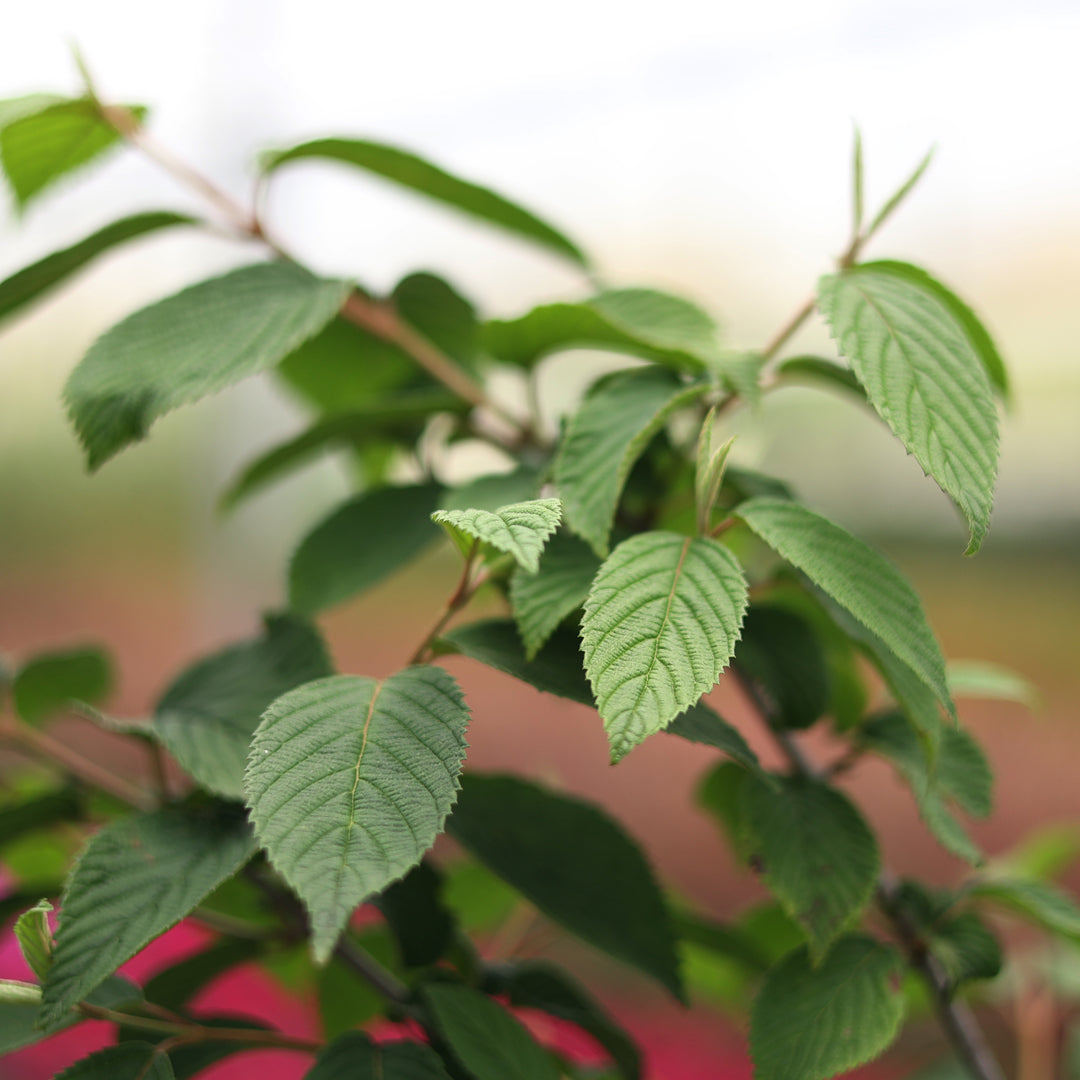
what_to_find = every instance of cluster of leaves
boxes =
[1,81,1078,1080]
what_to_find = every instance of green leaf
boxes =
[14,899,53,979]
[555,368,708,556]
[817,262,999,553]
[0,789,84,846]
[947,660,1038,709]
[0,93,65,131]
[424,982,560,1080]
[750,935,905,1080]
[865,146,935,238]
[851,126,865,235]
[56,1043,175,1080]
[153,614,333,800]
[0,980,40,1005]
[437,618,593,705]
[443,860,520,932]
[289,483,442,614]
[930,912,1002,986]
[64,261,349,469]
[315,934,397,1039]
[0,99,145,211]
[509,531,600,660]
[376,861,455,968]
[741,774,880,960]
[439,465,542,514]
[665,702,760,773]
[996,824,1080,881]
[245,667,470,963]
[697,761,752,861]
[482,288,720,372]
[13,646,112,725]
[970,878,1080,941]
[776,355,867,401]
[0,212,196,326]
[672,911,771,973]
[737,497,953,719]
[262,138,587,267]
[695,409,735,536]
[447,774,682,999]
[504,961,642,1080]
[39,803,256,1029]
[581,531,748,762]
[142,938,263,1012]
[306,1032,452,1079]
[431,498,562,572]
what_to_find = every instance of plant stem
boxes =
[408,540,485,666]
[335,934,411,1005]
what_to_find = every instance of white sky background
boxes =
[0,0,1077,546]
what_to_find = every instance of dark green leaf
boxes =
[55,1042,174,1080]
[316,935,395,1039]
[376,860,455,968]
[672,911,771,973]
[697,761,752,861]
[245,667,470,962]
[447,775,683,999]
[13,646,112,725]
[665,702,760,772]
[289,483,442,614]
[440,465,543,514]
[154,613,332,800]
[930,912,1002,986]
[750,935,905,1080]
[142,938,263,1012]
[0,212,195,326]
[65,261,349,469]
[970,878,1080,941]
[424,982,560,1080]
[39,803,256,1029]
[14,899,52,979]
[262,138,587,267]
[431,498,562,572]
[776,355,867,400]
[393,271,480,371]
[0,788,83,844]
[306,1033,452,1079]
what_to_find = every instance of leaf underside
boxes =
[430,498,562,573]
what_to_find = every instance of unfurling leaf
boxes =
[431,498,562,572]
[695,408,735,536]
[13,899,53,980]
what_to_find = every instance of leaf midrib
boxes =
[336,680,382,906]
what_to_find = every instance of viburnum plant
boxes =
[0,64,1077,1080]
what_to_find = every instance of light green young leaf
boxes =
[14,899,53,980]
[0,93,65,131]
[12,646,112,726]
[245,667,470,963]
[153,614,333,800]
[695,407,734,536]
[39,803,255,1029]
[424,983,560,1080]
[0,212,196,327]
[750,935,905,1080]
[581,531,748,762]
[0,980,41,1006]
[852,125,865,234]
[431,498,562,573]
[55,1043,175,1080]
[947,660,1039,709]
[305,1032,452,1080]
[262,138,587,267]
[509,530,601,658]
[447,774,683,999]
[737,497,953,720]
[289,483,442,614]
[866,146,935,238]
[65,262,349,470]
[817,262,999,553]
[741,774,880,960]
[0,99,146,211]
[970,878,1080,941]
[555,368,708,556]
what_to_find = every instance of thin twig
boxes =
[334,934,411,1005]
[407,540,486,666]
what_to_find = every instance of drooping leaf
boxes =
[665,702,760,773]
[741,774,880,960]
[737,497,952,720]
[39,803,254,1029]
[142,938,263,1012]
[750,935,905,1080]
[55,1042,175,1080]
[439,465,542,514]
[0,212,195,326]
[12,646,112,726]
[509,531,601,659]
[431,498,562,572]
[289,483,442,614]
[581,531,748,762]
[375,860,455,968]
[447,775,682,999]
[555,368,708,556]
[153,614,333,800]
[424,982,560,1080]
[245,667,470,963]
[0,99,146,211]
[305,1032,452,1079]
[776,355,867,401]
[969,878,1080,941]
[817,262,999,553]
[64,261,349,469]
[437,618,593,705]
[503,961,642,1080]
[262,137,587,267]
[947,660,1039,709]
[14,899,52,979]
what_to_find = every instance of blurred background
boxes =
[1,1,1078,1077]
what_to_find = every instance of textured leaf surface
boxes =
[424,983,560,1080]
[971,878,1080,940]
[40,803,255,1028]
[56,1043,174,1080]
[306,1032,452,1079]
[666,702,759,772]
[0,212,195,326]
[263,138,586,266]
[447,775,682,998]
[741,774,880,959]
[289,483,442,614]
[0,99,144,210]
[65,262,349,469]
[245,668,470,962]
[154,614,332,799]
[431,498,561,573]
[556,368,707,556]
[818,262,999,552]
[582,531,748,762]
[738,497,952,718]
[14,899,52,979]
[13,646,112,725]
[750,936,905,1080]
